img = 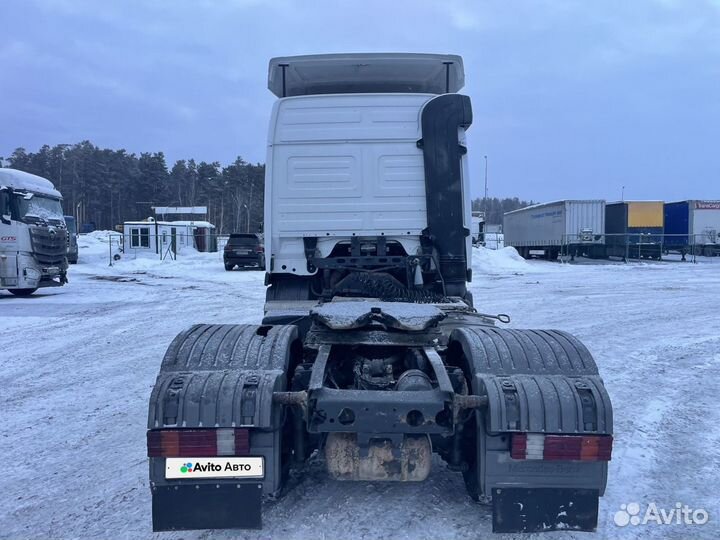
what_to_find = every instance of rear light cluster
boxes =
[255,245,264,253]
[147,428,249,457]
[511,433,613,462]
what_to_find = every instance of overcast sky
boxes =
[1,0,718,201]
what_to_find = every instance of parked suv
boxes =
[224,233,264,270]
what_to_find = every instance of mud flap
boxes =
[492,488,599,533]
[152,483,262,531]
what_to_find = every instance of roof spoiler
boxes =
[268,53,464,97]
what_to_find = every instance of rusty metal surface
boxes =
[325,433,432,482]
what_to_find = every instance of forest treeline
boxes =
[1,141,531,232]
[1,141,264,234]
[471,197,533,224]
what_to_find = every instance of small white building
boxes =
[122,217,217,258]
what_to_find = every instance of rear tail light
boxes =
[255,245,264,253]
[147,428,250,457]
[511,433,612,462]
[224,243,232,251]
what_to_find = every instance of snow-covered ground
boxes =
[2,238,719,540]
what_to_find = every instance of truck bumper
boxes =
[225,254,263,268]
[14,253,68,289]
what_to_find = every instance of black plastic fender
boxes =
[448,327,614,532]
[450,327,612,434]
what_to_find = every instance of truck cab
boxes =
[263,53,474,305]
[0,168,68,295]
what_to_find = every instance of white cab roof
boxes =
[0,168,62,198]
[268,53,464,97]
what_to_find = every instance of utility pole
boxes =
[621,186,625,201]
[484,155,488,202]
[483,155,489,221]
[243,203,250,232]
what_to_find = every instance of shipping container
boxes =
[664,200,720,256]
[503,200,605,259]
[604,201,664,260]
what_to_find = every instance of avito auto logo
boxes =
[180,461,254,473]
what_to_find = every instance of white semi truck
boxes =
[146,54,613,534]
[0,168,69,296]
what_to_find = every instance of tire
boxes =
[9,288,38,297]
[224,263,234,271]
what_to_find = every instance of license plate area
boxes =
[235,249,251,255]
[165,457,264,479]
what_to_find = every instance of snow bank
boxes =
[77,230,122,265]
[75,231,255,287]
[472,246,537,274]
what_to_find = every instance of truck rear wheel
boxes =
[9,288,38,296]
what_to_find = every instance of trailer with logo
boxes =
[503,200,605,259]
[664,200,720,257]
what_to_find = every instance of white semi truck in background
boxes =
[0,168,68,296]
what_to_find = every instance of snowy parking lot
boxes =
[3,235,719,540]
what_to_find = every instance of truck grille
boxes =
[30,227,68,266]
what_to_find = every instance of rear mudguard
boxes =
[450,327,613,533]
[147,324,298,531]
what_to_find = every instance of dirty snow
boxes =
[2,237,720,539]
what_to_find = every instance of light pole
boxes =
[484,155,488,202]
[621,186,625,201]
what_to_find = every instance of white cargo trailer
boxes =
[503,200,605,259]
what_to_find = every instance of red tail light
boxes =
[224,243,232,251]
[255,245,264,253]
[511,433,612,462]
[147,428,250,457]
